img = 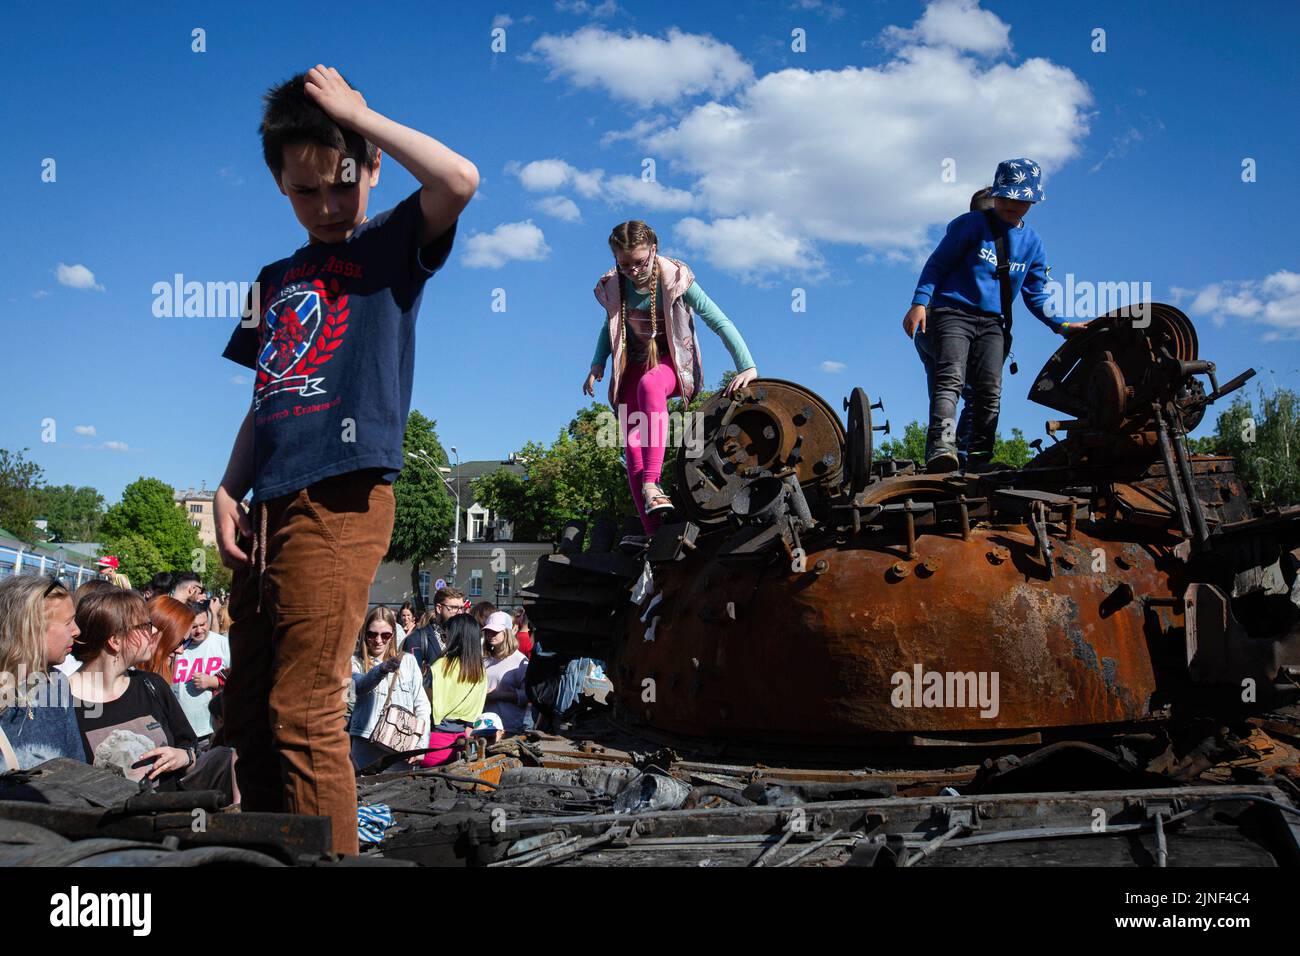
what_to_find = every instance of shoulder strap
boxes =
[983,210,1018,374]
[419,628,433,678]
[983,210,1014,332]
[379,659,398,711]
[0,722,20,773]
[138,670,161,704]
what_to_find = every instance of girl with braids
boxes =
[583,221,759,538]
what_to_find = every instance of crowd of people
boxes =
[0,570,236,803]
[0,572,568,804]
[346,588,539,774]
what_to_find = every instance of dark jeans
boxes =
[925,308,1004,468]
[222,469,395,856]
[914,328,973,462]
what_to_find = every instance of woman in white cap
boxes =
[482,610,530,733]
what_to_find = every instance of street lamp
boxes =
[406,446,460,590]
[450,447,461,587]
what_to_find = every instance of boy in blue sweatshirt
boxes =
[903,158,1085,472]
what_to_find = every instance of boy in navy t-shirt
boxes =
[902,158,1086,473]
[215,66,477,855]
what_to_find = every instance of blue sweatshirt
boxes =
[0,671,87,770]
[911,211,1060,331]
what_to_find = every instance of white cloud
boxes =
[530,27,753,106]
[55,263,105,291]
[32,289,50,299]
[821,360,847,373]
[231,374,251,386]
[101,441,128,452]
[1173,271,1300,340]
[556,0,622,19]
[600,117,667,147]
[492,14,514,28]
[883,0,1012,57]
[518,1,1090,281]
[534,195,583,222]
[510,159,697,211]
[649,24,1089,275]
[675,215,825,279]
[462,221,552,268]
[794,0,848,20]
[74,425,96,436]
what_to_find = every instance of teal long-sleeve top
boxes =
[591,278,755,373]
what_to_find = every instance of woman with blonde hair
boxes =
[583,220,759,539]
[349,606,429,770]
[0,576,86,770]
[482,610,529,733]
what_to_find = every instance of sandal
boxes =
[642,482,675,516]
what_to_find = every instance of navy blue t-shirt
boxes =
[224,190,456,502]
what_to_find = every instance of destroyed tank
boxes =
[524,305,1300,754]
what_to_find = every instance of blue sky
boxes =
[2,0,1298,504]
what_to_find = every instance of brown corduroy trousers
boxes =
[222,469,395,855]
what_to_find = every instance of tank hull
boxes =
[611,527,1167,744]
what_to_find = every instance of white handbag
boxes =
[368,659,427,753]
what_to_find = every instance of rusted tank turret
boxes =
[524,305,1300,751]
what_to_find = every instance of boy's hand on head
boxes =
[304,65,369,129]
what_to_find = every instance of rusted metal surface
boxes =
[525,304,1300,757]
[613,525,1165,740]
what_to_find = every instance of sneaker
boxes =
[926,451,960,474]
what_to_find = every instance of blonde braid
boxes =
[617,270,628,385]
[645,258,660,369]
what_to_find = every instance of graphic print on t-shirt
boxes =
[254,276,351,409]
[84,715,168,782]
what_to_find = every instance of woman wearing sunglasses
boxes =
[0,575,86,771]
[349,606,430,770]
[67,589,203,790]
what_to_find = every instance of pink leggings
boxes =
[618,361,681,534]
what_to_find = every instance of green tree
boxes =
[34,484,105,542]
[100,477,202,574]
[992,428,1033,469]
[877,421,1033,469]
[1200,384,1299,506]
[475,405,633,542]
[102,532,165,591]
[0,448,45,542]
[386,410,455,612]
[200,543,232,595]
[878,421,927,462]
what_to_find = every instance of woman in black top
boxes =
[67,588,199,788]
